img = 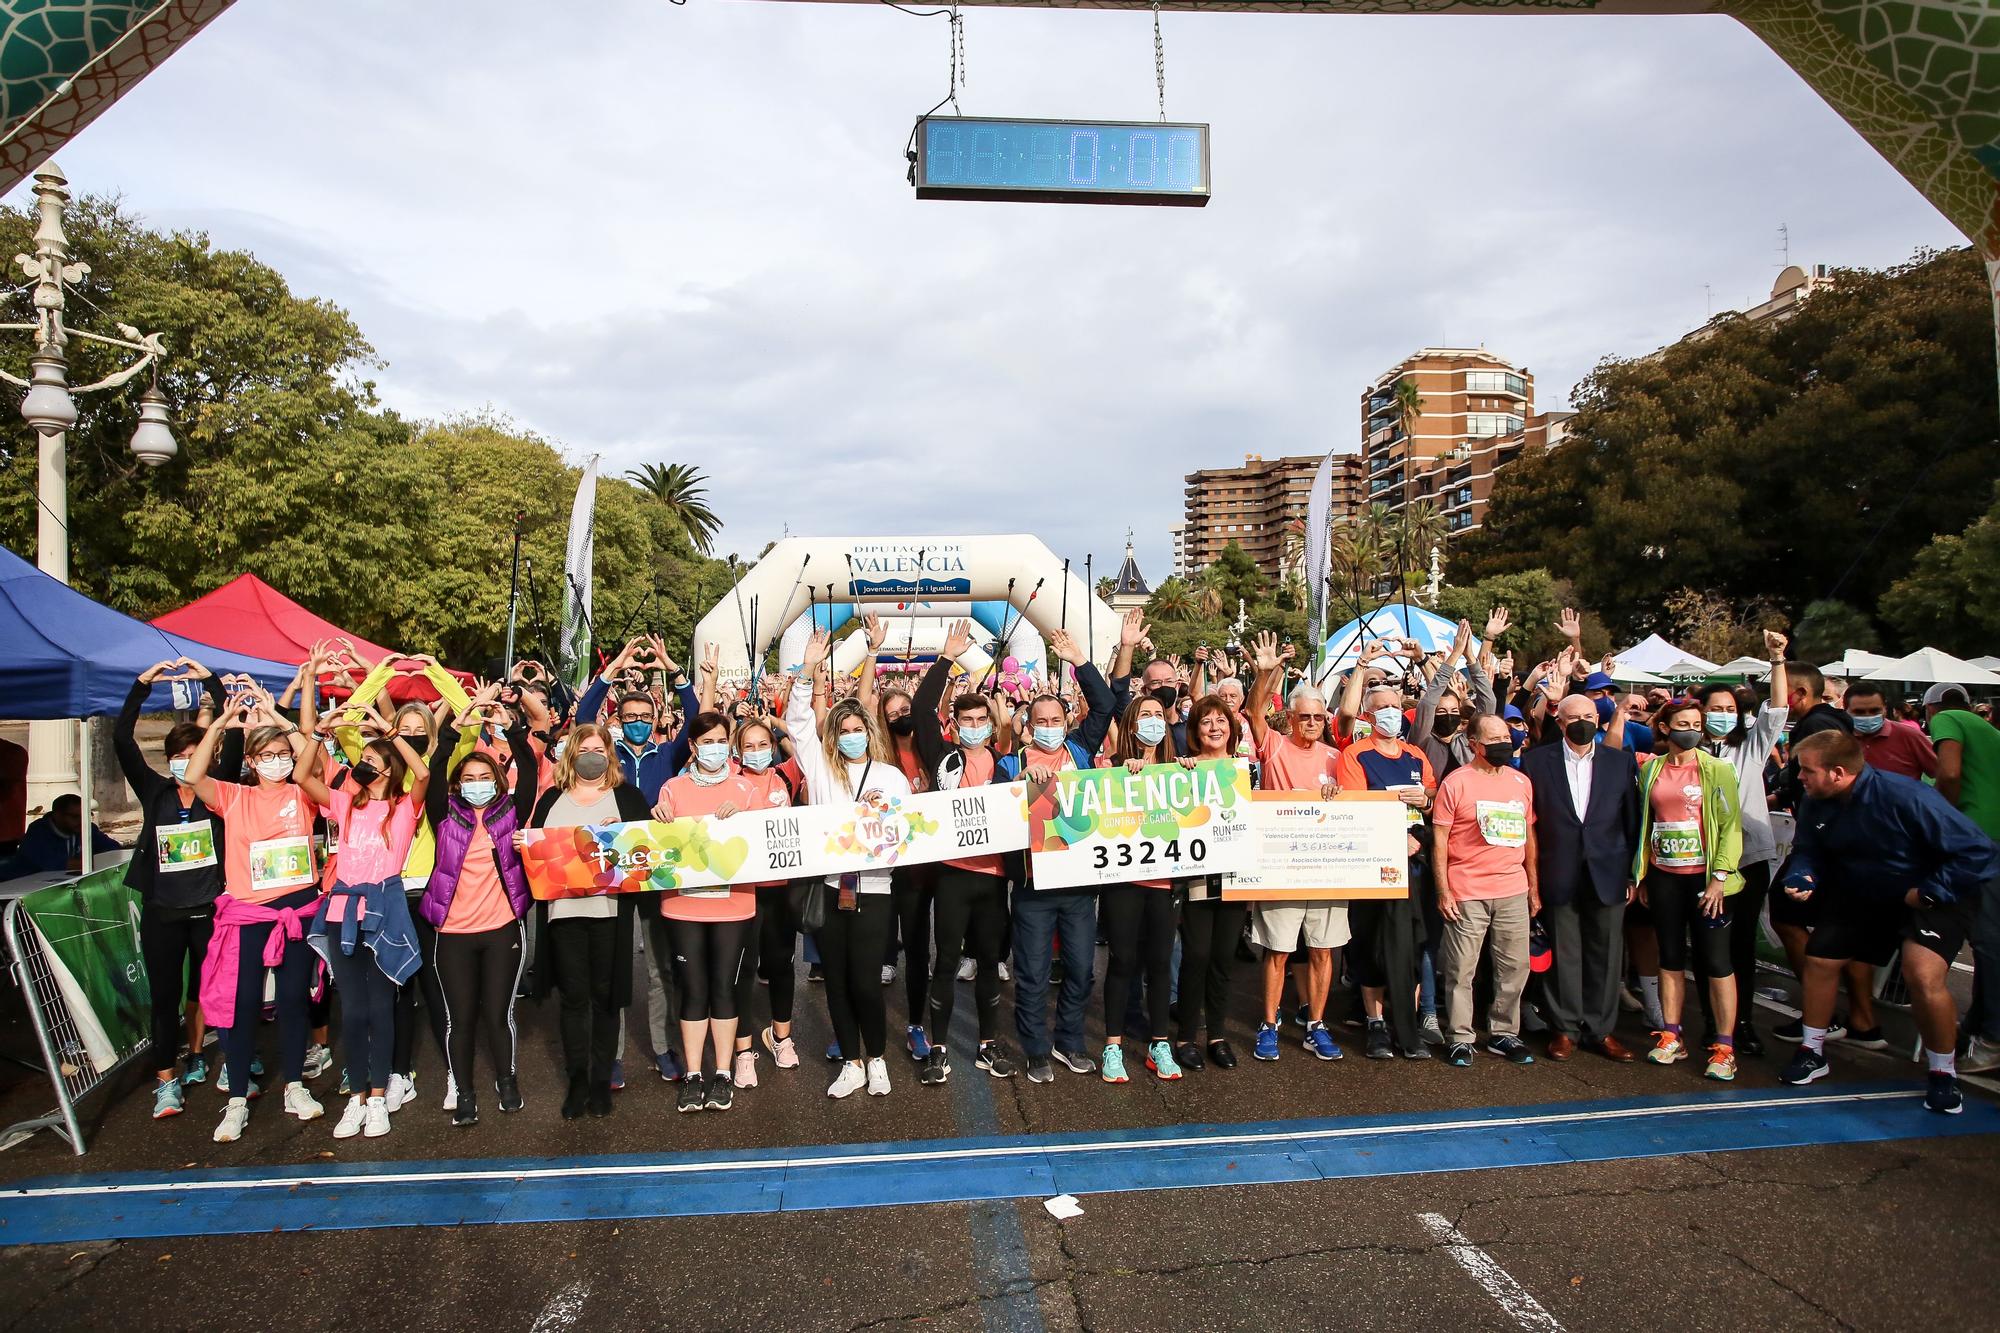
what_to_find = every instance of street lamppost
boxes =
[3,160,175,808]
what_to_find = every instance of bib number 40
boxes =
[1090,837,1208,871]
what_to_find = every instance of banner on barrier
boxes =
[18,867,150,1075]
[1222,792,1410,901]
[1027,758,1254,890]
[521,782,1032,900]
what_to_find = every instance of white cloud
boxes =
[14,0,1962,581]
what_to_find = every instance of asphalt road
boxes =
[2,954,1995,1332]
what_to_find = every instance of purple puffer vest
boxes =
[418,796,530,927]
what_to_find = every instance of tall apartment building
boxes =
[1360,347,1540,535]
[1181,452,1363,581]
[1167,521,1190,581]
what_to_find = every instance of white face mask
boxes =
[255,755,295,782]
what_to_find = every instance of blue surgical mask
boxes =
[1704,711,1736,737]
[740,747,774,772]
[1370,707,1403,740]
[695,741,730,771]
[460,779,497,807]
[169,758,190,783]
[837,732,870,761]
[1851,714,1886,735]
[1135,717,1168,747]
[1033,725,1066,751]
[958,723,993,746]
[621,720,654,746]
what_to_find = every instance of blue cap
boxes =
[1583,671,1616,692]
[1503,704,1524,722]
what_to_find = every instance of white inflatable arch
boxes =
[695,535,1118,682]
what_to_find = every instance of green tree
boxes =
[1791,598,1880,664]
[1095,575,1115,600]
[624,461,722,554]
[1146,576,1197,621]
[1454,248,1999,640]
[1882,481,2000,654]
[1433,569,1600,664]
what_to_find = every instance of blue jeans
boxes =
[1013,891,1096,1059]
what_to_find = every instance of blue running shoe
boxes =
[1446,1043,1474,1067]
[1100,1044,1129,1084]
[1253,1023,1281,1062]
[1926,1071,1963,1115]
[1306,1023,1343,1061]
[907,1025,933,1062]
[182,1054,208,1086]
[152,1078,184,1119]
[655,1050,683,1081]
[825,1040,843,1062]
[1778,1046,1829,1086]
[609,1058,626,1091]
[1145,1040,1182,1081]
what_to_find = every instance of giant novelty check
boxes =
[1026,758,1255,890]
[1221,791,1410,901]
[521,783,1031,900]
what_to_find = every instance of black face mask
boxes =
[1564,718,1598,747]
[1433,715,1462,739]
[887,715,915,738]
[1482,741,1516,766]
[1150,686,1179,714]
[351,761,382,788]
[399,734,431,757]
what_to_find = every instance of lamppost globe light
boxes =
[129,385,176,466]
[20,358,76,432]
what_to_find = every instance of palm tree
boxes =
[1194,567,1229,618]
[1389,377,1426,617]
[1327,514,1386,626]
[1095,575,1115,600]
[1147,576,1197,621]
[625,462,722,554]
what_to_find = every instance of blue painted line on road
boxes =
[0,1086,1987,1247]
[944,986,1043,1333]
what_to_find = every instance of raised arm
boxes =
[786,629,835,801]
[853,614,887,713]
[1246,630,1284,749]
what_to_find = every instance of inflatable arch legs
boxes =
[694,535,1118,682]
[774,600,1046,682]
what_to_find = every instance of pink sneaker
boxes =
[733,1049,759,1088]
[762,1026,799,1070]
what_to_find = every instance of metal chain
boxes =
[948,3,966,114]
[1153,0,1166,122]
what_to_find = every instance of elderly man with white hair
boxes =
[1244,631,1352,1062]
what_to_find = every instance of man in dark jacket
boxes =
[1777,729,1998,1115]
[1521,693,1641,1062]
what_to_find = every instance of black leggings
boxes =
[667,915,752,1023]
[393,904,448,1078]
[326,933,398,1091]
[220,887,318,1094]
[140,906,212,1072]
[819,892,893,1060]
[547,915,619,1082]
[1646,867,1734,977]
[433,920,525,1093]
[1177,896,1246,1044]
[927,867,1008,1044]
[1102,884,1175,1041]
[743,884,799,1028]
[888,864,936,1022]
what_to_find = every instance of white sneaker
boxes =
[827,1062,867,1099]
[385,1072,415,1112]
[301,1042,333,1080]
[957,957,977,982]
[997,960,1011,982]
[331,1095,367,1139]
[880,963,898,986]
[363,1095,391,1138]
[213,1098,250,1143]
[1964,1034,2000,1074]
[866,1056,891,1097]
[442,1073,458,1112]
[282,1083,324,1122]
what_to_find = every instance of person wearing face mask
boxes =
[1432,715,1540,1067]
[997,629,1119,1083]
[526,722,654,1118]
[1414,614,1504,782]
[1161,695,1249,1073]
[1334,681,1438,1060]
[874,669,941,1051]
[119,659,239,1121]
[1844,681,1938,780]
[1634,701,1745,1081]
[296,693,429,1142]
[186,683,324,1143]
[1095,693,1185,1083]
[725,718,805,1087]
[788,628,916,1098]
[416,683,539,1127]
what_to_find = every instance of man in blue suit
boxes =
[1521,694,1641,1061]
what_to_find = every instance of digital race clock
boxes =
[913,116,1211,207]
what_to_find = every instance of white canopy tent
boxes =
[1970,656,2000,673]
[1859,647,2000,688]
[1821,649,1894,677]
[1712,656,1773,679]
[1616,633,1719,677]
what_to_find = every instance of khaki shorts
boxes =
[1250,902,1351,953]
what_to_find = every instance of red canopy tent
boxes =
[151,574,471,703]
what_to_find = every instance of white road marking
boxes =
[1418,1212,1564,1332]
[529,1279,590,1333]
[1,1089,1924,1201]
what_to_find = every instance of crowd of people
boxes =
[105,602,2000,1145]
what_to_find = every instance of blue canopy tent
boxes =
[1313,605,1476,687]
[0,545,297,719]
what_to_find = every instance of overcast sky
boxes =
[11,0,1962,582]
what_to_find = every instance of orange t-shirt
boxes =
[210,780,319,905]
[1257,729,1340,794]
[442,818,517,933]
[942,746,1006,877]
[1646,754,1706,876]
[737,763,796,890]
[655,772,758,922]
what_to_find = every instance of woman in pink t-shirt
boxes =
[651,710,759,1113]
[296,707,428,1140]
[727,718,803,1086]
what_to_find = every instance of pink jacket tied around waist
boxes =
[198,894,311,1029]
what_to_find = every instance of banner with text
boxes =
[522,783,1031,900]
[18,867,151,1075]
[1223,792,1409,901]
[1027,759,1254,890]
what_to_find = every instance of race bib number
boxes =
[1650,820,1702,870]
[248,835,316,893]
[1475,800,1527,849]
[156,819,218,872]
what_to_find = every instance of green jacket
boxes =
[1633,747,1744,895]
